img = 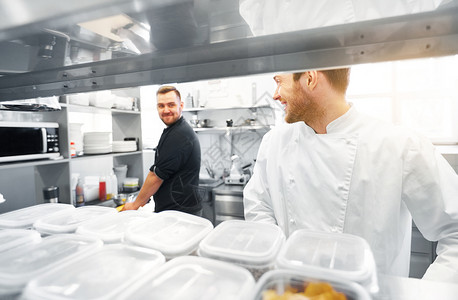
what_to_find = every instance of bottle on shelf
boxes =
[70,142,76,158]
[99,176,107,201]
[75,178,85,207]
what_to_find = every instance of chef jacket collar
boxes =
[325,102,355,134]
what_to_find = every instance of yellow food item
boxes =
[262,282,347,300]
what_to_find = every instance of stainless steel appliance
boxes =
[0,122,60,163]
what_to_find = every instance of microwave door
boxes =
[0,127,46,157]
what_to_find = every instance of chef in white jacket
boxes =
[243,68,458,282]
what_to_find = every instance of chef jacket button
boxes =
[330,227,338,232]
[290,218,296,225]
[289,178,295,184]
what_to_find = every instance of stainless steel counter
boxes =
[212,184,244,196]
[213,184,245,225]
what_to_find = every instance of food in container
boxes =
[117,256,255,300]
[0,229,41,253]
[21,244,165,300]
[0,234,102,297]
[122,177,139,192]
[76,210,153,243]
[125,210,213,259]
[0,203,74,229]
[198,220,285,280]
[33,205,117,235]
[251,269,371,300]
[276,229,379,294]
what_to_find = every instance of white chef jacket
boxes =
[243,105,458,282]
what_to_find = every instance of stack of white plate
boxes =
[112,141,137,153]
[83,132,112,154]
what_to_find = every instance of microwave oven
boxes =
[0,121,60,163]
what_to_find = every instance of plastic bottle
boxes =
[70,142,76,158]
[99,176,107,201]
[75,178,85,207]
[106,171,118,200]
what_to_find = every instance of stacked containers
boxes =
[0,203,74,229]
[251,269,371,300]
[33,206,117,235]
[0,234,102,297]
[21,244,165,300]
[117,256,255,300]
[276,229,379,294]
[198,220,285,280]
[0,229,41,253]
[76,210,153,243]
[125,210,213,259]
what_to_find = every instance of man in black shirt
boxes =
[122,86,202,215]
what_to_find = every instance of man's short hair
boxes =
[293,68,351,94]
[157,86,181,100]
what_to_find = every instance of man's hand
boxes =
[121,202,138,211]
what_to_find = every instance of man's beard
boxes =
[285,83,324,125]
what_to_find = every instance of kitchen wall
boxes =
[140,74,284,179]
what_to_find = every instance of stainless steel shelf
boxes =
[0,7,457,100]
[0,157,69,170]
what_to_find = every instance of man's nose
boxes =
[273,86,281,101]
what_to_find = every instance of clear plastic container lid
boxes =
[33,206,117,235]
[0,234,102,296]
[251,269,371,300]
[117,256,255,300]
[76,210,153,243]
[0,203,74,229]
[0,229,41,253]
[22,244,165,300]
[198,220,285,267]
[125,210,213,259]
[276,229,378,294]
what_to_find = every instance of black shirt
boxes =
[151,116,201,213]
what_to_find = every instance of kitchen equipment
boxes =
[224,155,250,185]
[0,121,60,163]
[22,244,165,300]
[112,140,137,152]
[0,203,74,229]
[213,185,244,225]
[42,186,59,203]
[125,210,213,259]
[197,220,285,280]
[276,229,379,294]
[116,256,255,300]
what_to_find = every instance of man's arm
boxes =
[122,171,163,210]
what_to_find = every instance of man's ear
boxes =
[305,70,319,91]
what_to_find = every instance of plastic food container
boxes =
[33,206,117,235]
[22,244,165,300]
[0,203,74,229]
[198,220,285,280]
[276,229,379,294]
[76,210,153,243]
[0,229,41,253]
[0,234,102,297]
[117,256,255,300]
[125,210,213,259]
[251,269,371,300]
[122,177,139,192]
